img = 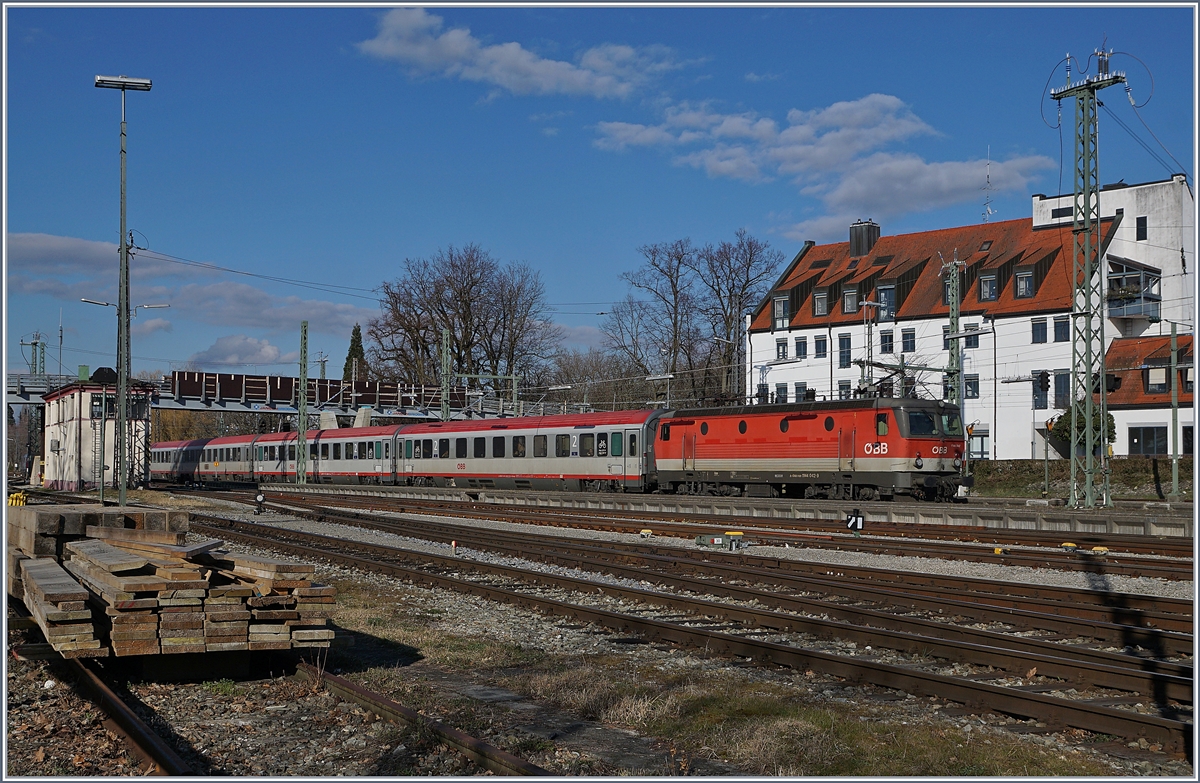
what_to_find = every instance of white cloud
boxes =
[6,232,215,282]
[556,323,608,350]
[172,281,377,335]
[132,317,173,337]
[744,72,780,83]
[593,94,1055,242]
[541,127,559,137]
[188,335,298,369]
[357,8,678,99]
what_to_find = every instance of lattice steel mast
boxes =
[1051,48,1124,508]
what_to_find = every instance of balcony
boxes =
[1107,262,1161,320]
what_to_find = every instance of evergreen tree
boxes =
[343,324,368,381]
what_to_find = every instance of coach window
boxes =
[422,439,434,459]
[474,437,487,458]
[257,446,263,461]
[360,441,368,459]
[376,441,384,460]
[319,443,328,460]
[331,443,339,460]
[629,433,637,457]
[596,433,607,456]
[288,445,296,461]
[455,438,467,459]
[493,436,506,458]
[513,436,526,457]
[555,434,570,457]
[438,438,450,458]
[310,444,318,459]
[534,434,548,457]
[580,433,595,457]
[404,440,412,460]
[384,442,390,459]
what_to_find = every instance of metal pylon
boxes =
[297,320,308,483]
[1052,49,1123,508]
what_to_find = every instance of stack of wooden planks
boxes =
[198,552,335,649]
[7,503,337,658]
[18,557,107,658]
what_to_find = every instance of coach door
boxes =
[622,429,641,489]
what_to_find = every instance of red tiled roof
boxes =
[751,216,1120,331]
[1105,335,1193,409]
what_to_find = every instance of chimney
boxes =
[849,219,880,258]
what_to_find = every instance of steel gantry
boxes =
[1051,49,1125,508]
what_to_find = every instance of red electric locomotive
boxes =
[652,397,968,501]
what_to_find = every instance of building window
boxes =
[773,297,789,330]
[838,380,852,400]
[965,374,979,399]
[1129,426,1167,456]
[842,287,858,314]
[1053,316,1069,342]
[795,337,807,359]
[1136,216,1148,241]
[1031,318,1047,344]
[876,286,895,322]
[1185,425,1193,455]
[1185,368,1194,393]
[838,334,851,368]
[979,275,997,301]
[942,277,952,306]
[1033,370,1048,409]
[942,325,950,351]
[775,383,788,404]
[942,375,952,400]
[968,428,990,460]
[1051,205,1073,220]
[815,335,827,358]
[1147,367,1168,394]
[880,330,894,354]
[794,382,807,401]
[901,328,916,353]
[1054,371,1070,409]
[776,339,788,360]
[1015,272,1034,298]
[813,291,828,317]
[965,325,980,349]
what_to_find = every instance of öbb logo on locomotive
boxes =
[151,398,969,502]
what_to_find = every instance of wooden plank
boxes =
[201,551,314,574]
[104,538,224,560]
[20,559,88,603]
[64,539,148,573]
[63,557,168,593]
[85,525,187,546]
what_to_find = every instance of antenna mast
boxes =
[982,146,996,223]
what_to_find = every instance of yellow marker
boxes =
[1061,542,1078,550]
[639,529,653,539]
[993,547,1009,555]
[725,531,744,537]
[1091,546,1109,554]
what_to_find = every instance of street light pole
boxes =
[95,74,151,506]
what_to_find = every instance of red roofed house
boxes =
[746,174,1193,461]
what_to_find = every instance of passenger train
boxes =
[150,398,971,501]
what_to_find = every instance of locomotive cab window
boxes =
[610,433,623,456]
[534,435,548,457]
[906,411,937,437]
[941,412,964,436]
[876,413,889,436]
[660,424,670,441]
[513,436,526,457]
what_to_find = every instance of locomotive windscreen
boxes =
[906,410,938,436]
[940,412,964,436]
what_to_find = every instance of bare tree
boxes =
[690,229,785,402]
[367,245,558,397]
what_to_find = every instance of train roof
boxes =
[668,397,956,419]
[399,409,660,435]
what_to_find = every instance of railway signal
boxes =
[846,508,864,537]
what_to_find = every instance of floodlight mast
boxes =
[95,74,152,506]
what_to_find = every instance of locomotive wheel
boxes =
[803,485,816,499]
[856,486,878,502]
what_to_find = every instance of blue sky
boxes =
[5,5,1194,380]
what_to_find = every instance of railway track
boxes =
[190,511,1194,754]
[234,488,1195,580]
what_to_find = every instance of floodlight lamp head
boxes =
[95,75,152,91]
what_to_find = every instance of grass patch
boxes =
[972,458,1192,499]
[202,678,238,697]
[496,658,1114,776]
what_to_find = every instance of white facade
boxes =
[747,175,1194,461]
[42,383,152,491]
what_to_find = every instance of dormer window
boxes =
[842,287,858,314]
[773,297,789,330]
[979,274,997,301]
[813,290,828,317]
[1015,272,1034,298]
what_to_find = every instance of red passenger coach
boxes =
[398,410,664,492]
[654,398,968,501]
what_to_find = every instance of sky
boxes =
[4,4,1195,383]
